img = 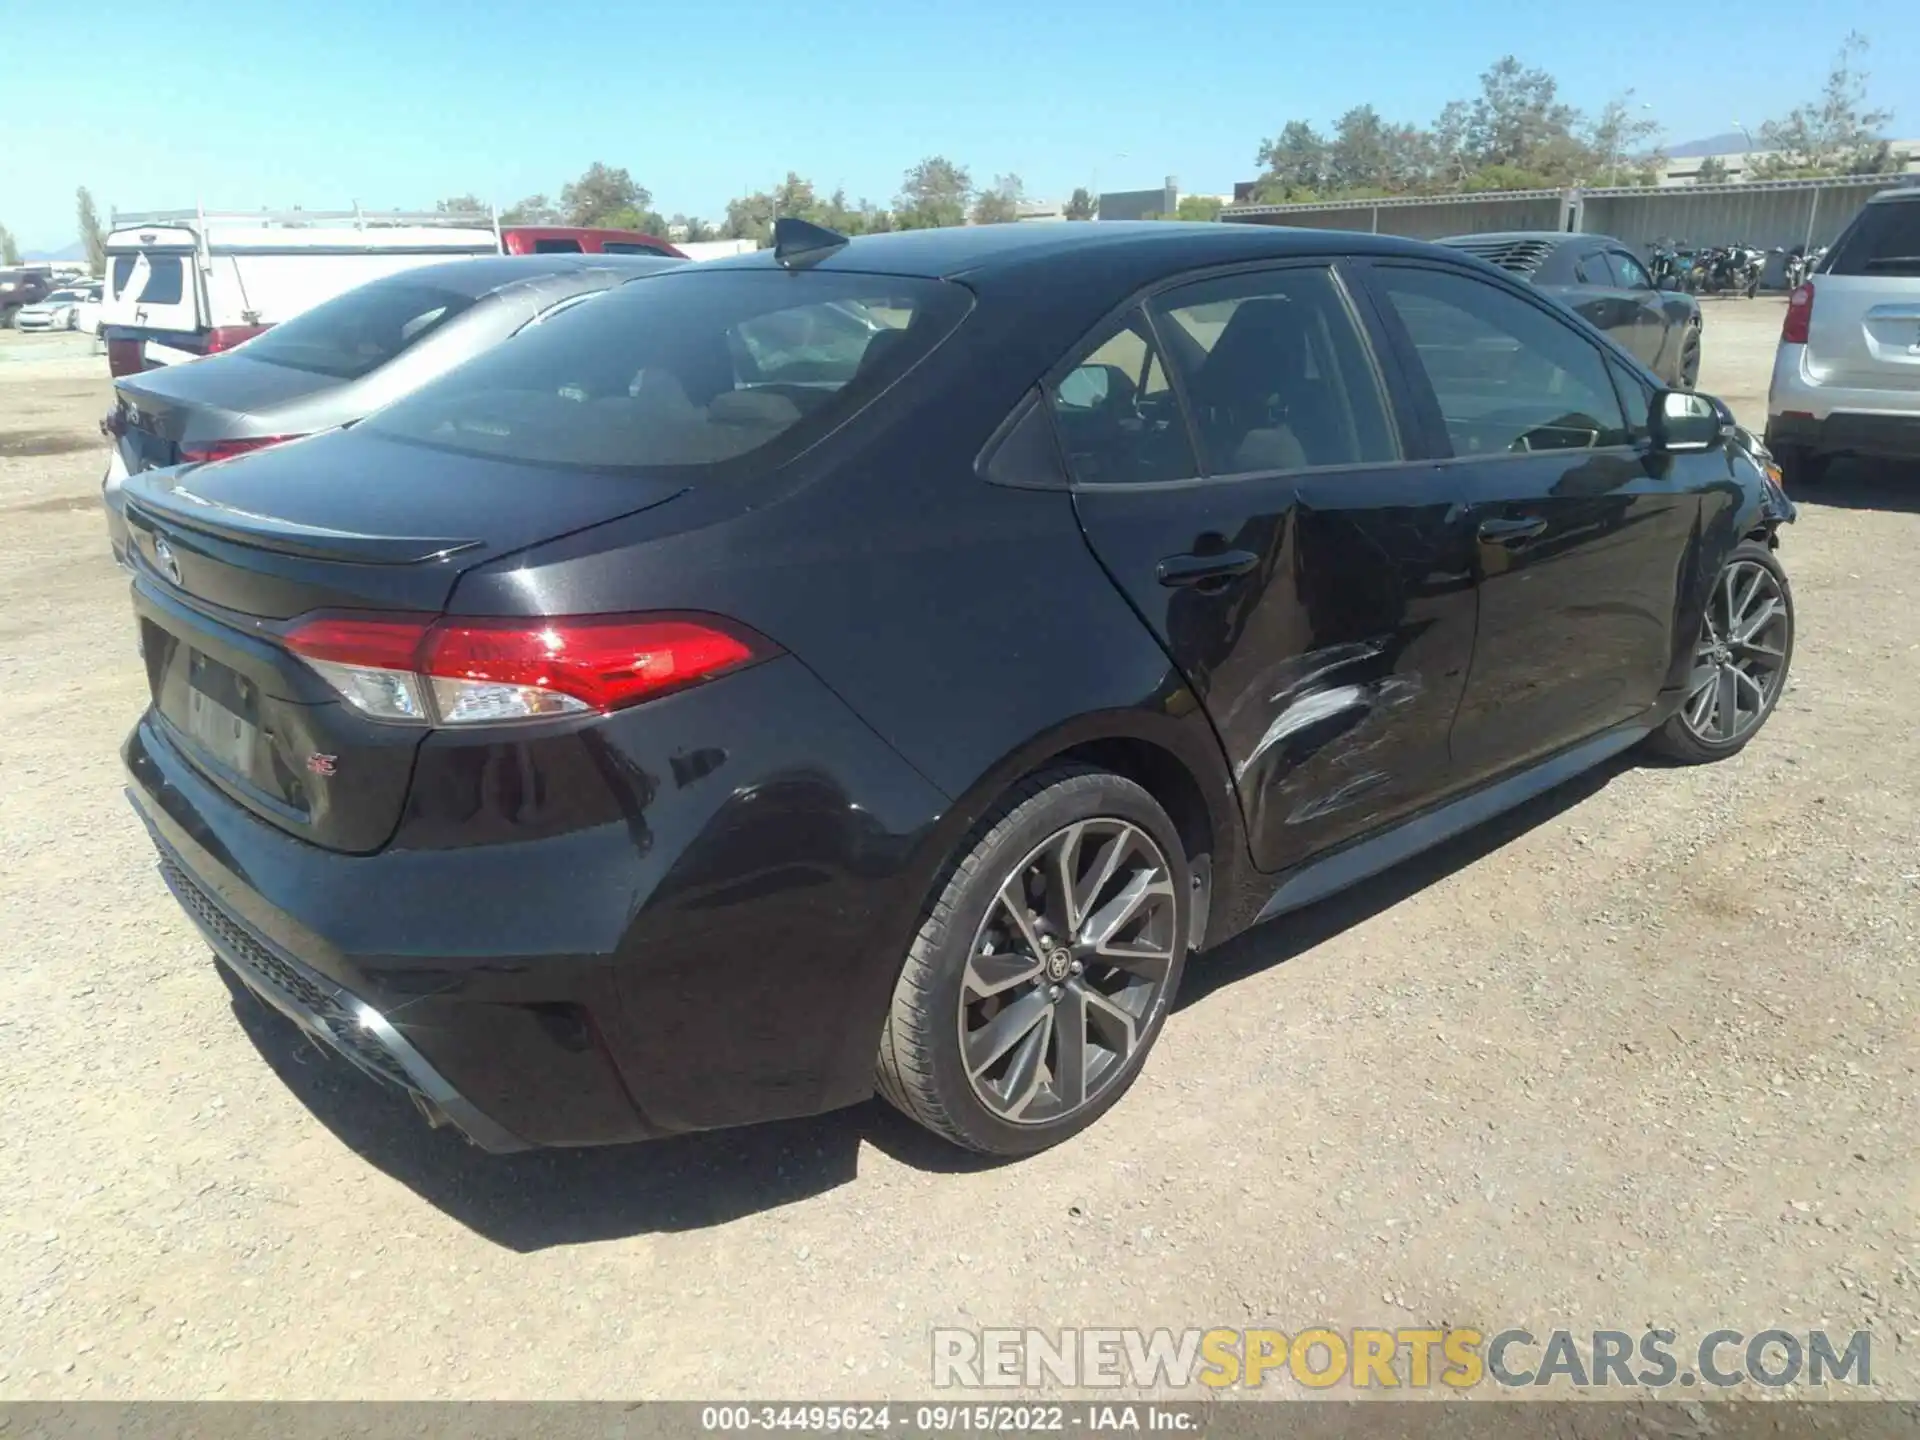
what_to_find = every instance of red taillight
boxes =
[203,324,267,354]
[106,337,144,377]
[180,434,305,464]
[1782,282,1814,345]
[282,613,769,725]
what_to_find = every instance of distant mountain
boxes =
[21,241,85,262]
[1667,132,1750,158]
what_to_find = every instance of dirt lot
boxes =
[0,304,1915,1401]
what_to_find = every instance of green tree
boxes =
[1585,94,1663,185]
[1694,154,1730,184]
[560,163,653,227]
[76,187,107,274]
[0,224,18,266]
[894,156,971,229]
[1255,120,1329,199]
[1174,195,1223,222]
[435,193,486,216]
[1755,32,1893,177]
[500,194,560,224]
[1463,56,1580,173]
[970,174,1024,225]
[1064,187,1097,221]
[670,214,716,242]
[722,190,775,244]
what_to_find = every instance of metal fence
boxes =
[1220,175,1912,266]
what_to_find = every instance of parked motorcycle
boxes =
[1783,244,1828,290]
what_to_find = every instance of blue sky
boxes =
[5,0,1914,252]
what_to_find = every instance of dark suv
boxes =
[120,221,1796,1159]
[0,267,56,327]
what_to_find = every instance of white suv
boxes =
[1766,185,1920,483]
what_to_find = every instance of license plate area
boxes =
[183,652,260,775]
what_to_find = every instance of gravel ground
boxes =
[0,303,1915,1402]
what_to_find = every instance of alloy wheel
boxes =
[1681,558,1790,745]
[957,819,1178,1125]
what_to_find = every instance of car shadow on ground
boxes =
[1796,458,1920,514]
[227,751,1636,1251]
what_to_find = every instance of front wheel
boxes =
[1679,333,1701,390]
[1646,540,1794,763]
[876,767,1190,1155]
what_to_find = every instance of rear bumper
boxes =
[1768,341,1920,454]
[139,812,531,1153]
[1765,408,1920,462]
[123,650,952,1151]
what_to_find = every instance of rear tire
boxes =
[1646,540,1793,764]
[876,766,1190,1156]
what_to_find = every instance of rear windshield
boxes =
[108,252,186,306]
[1824,199,1920,277]
[238,280,477,380]
[362,269,971,474]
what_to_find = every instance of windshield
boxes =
[362,268,971,475]
[238,279,478,380]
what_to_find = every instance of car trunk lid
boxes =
[113,355,344,473]
[121,429,689,853]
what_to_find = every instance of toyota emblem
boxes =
[153,537,183,586]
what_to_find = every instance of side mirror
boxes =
[1650,389,1724,452]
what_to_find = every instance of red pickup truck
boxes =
[500,226,683,258]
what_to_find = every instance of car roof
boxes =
[1867,185,1920,205]
[698,221,1459,282]
[362,253,680,299]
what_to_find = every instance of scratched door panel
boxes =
[1063,262,1479,875]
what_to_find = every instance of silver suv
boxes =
[1766,184,1920,483]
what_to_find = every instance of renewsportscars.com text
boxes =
[931,1327,1872,1391]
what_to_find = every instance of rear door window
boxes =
[532,238,584,253]
[364,270,970,474]
[1045,309,1197,485]
[1150,264,1398,475]
[1824,200,1920,276]
[237,280,476,380]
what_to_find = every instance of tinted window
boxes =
[239,281,476,380]
[1151,265,1397,474]
[1607,251,1653,289]
[601,241,673,256]
[134,255,184,305]
[532,237,584,254]
[1576,252,1614,286]
[1376,265,1630,455]
[365,270,969,475]
[1045,308,1197,485]
[110,254,134,298]
[1824,200,1920,276]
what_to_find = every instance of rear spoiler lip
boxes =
[123,473,485,567]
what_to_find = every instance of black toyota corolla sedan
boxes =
[1439,231,1704,389]
[120,219,1796,1158]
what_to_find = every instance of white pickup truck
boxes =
[102,208,502,376]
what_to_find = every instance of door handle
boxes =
[1476,515,1549,547]
[1156,549,1260,587]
